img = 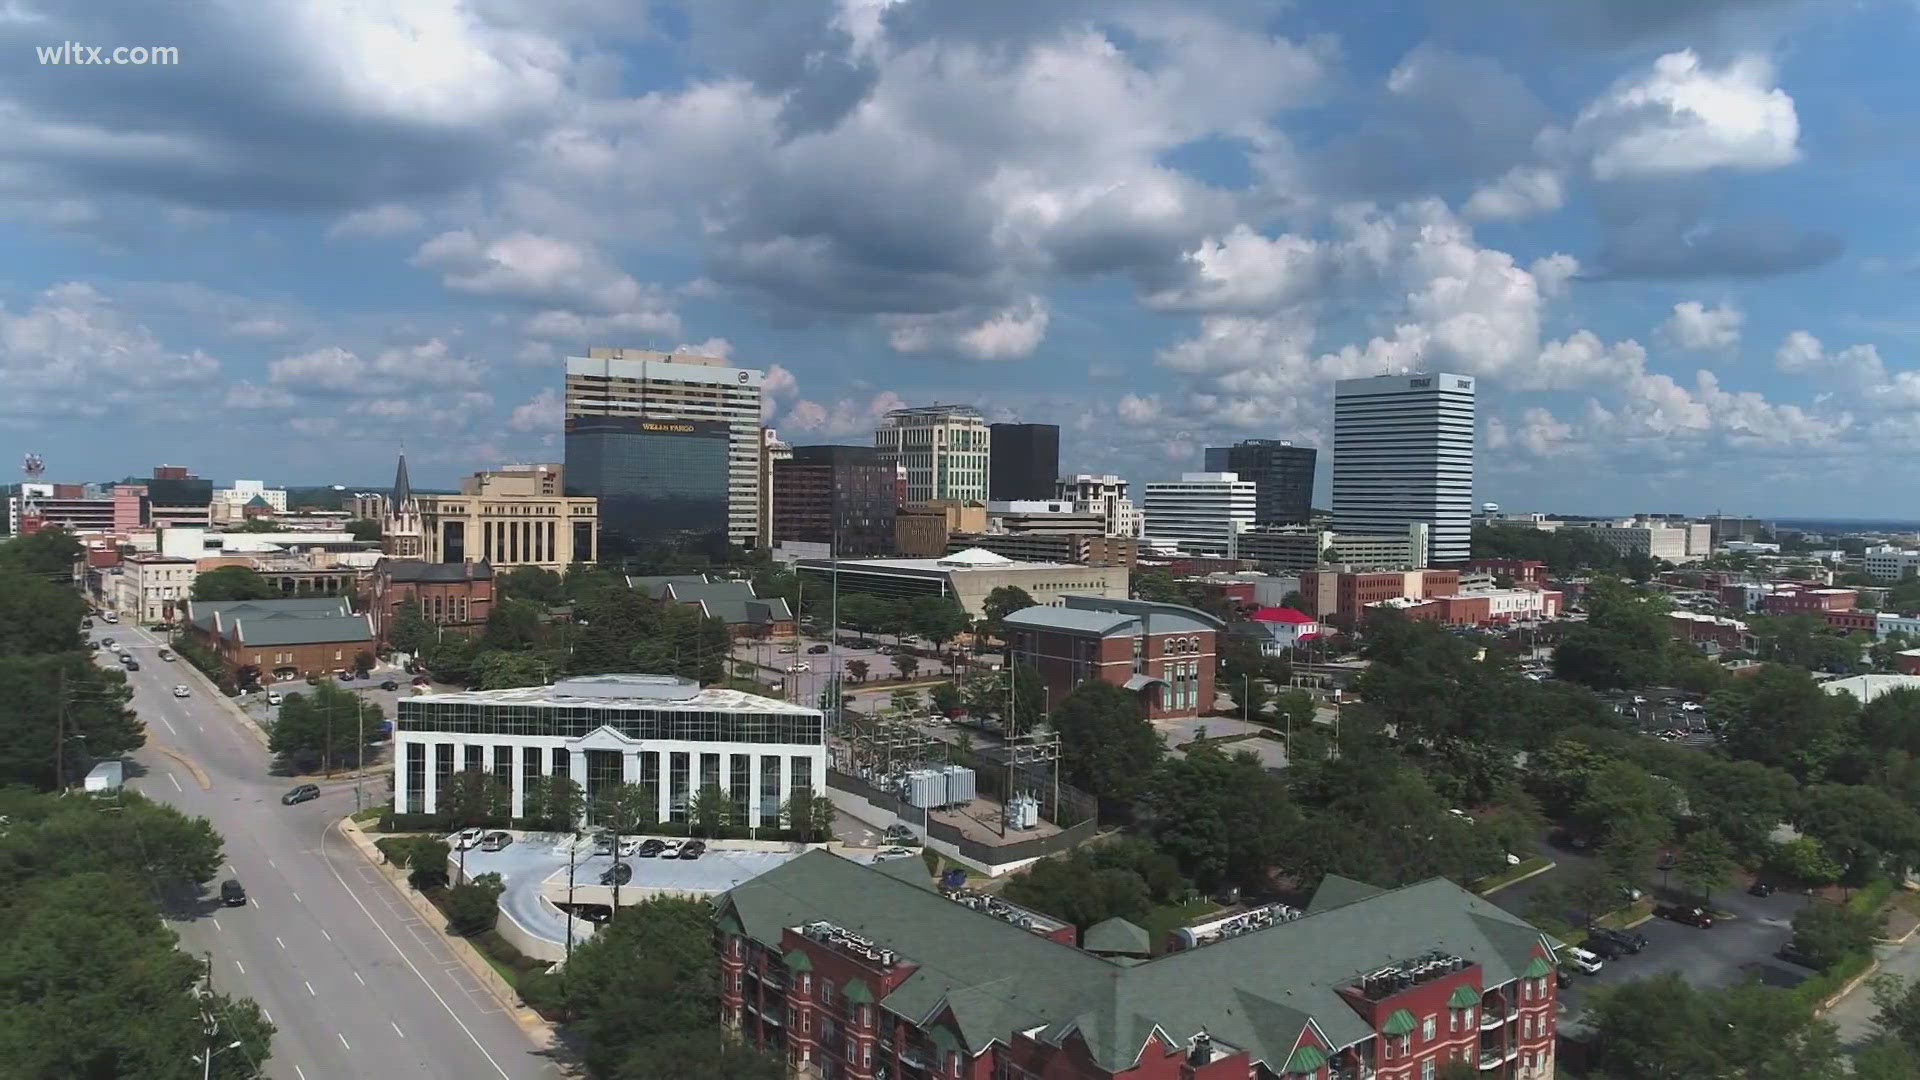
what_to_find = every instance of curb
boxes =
[1476,860,1558,898]
[337,817,562,1049]
[1816,957,1883,1017]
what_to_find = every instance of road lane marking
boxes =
[295,1068,306,1080]
[291,892,301,903]
[161,717,178,735]
[338,1033,351,1050]
[391,1022,405,1039]
[250,897,260,908]
[168,773,182,792]
[267,858,277,868]
[234,960,245,975]
[211,917,221,932]
[261,1008,271,1025]
[353,971,365,986]
[320,928,332,941]
[319,827,511,1079]
[305,981,316,996]
[276,936,285,949]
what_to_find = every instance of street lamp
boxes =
[195,1040,242,1080]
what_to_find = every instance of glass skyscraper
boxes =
[565,416,731,553]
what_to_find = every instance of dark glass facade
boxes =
[565,417,730,550]
[988,423,1059,501]
[1204,440,1317,526]
[772,445,896,556]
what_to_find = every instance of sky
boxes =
[1,0,1917,516]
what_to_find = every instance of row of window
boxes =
[396,702,824,745]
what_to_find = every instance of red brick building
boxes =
[718,852,1561,1080]
[1004,596,1220,719]
[1894,650,1920,676]
[1669,611,1750,651]
[1299,569,1461,621]
[366,559,496,645]
[1826,610,1878,634]
[1761,587,1858,616]
[183,597,376,679]
[1468,559,1548,587]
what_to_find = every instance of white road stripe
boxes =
[305,981,316,996]
[391,1022,405,1039]
[295,1067,306,1080]
[250,897,260,908]
[168,773,182,792]
[338,1033,351,1050]
[276,937,285,949]
[161,718,177,735]
[353,971,365,986]
[320,928,332,941]
[261,1008,271,1025]
[211,917,221,932]
[234,960,245,975]
[267,858,277,868]
[291,892,301,902]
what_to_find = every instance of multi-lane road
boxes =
[103,622,562,1080]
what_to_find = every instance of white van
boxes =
[1567,946,1604,975]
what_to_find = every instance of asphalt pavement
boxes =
[104,623,563,1080]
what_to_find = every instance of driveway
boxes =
[1156,716,1289,770]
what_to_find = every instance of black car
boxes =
[1584,936,1625,960]
[281,784,320,805]
[1777,941,1820,969]
[1748,881,1776,897]
[380,680,399,691]
[220,879,247,907]
[1655,904,1714,928]
[1587,925,1649,954]
[636,839,665,858]
[124,659,140,671]
[679,840,707,860]
[807,644,830,654]
[599,863,633,887]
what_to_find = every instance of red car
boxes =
[1655,904,1713,928]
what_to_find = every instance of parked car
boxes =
[808,644,830,654]
[590,832,615,856]
[786,662,810,673]
[281,784,320,805]
[636,839,666,858]
[1777,942,1820,969]
[265,691,282,706]
[172,685,190,698]
[679,840,707,860]
[1748,881,1776,897]
[617,837,643,858]
[124,659,140,671]
[599,862,632,887]
[873,846,917,862]
[658,839,682,857]
[220,879,247,907]
[157,649,174,661]
[1566,946,1604,975]
[1619,886,1644,903]
[1588,926,1648,955]
[100,637,115,648]
[451,828,485,851]
[1654,904,1714,928]
[575,904,613,924]
[882,824,921,846]
[1584,936,1625,960]
[479,831,513,852]
[380,680,399,691]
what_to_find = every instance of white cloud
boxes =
[414,230,676,330]
[1529,254,1581,299]
[1116,393,1162,423]
[523,307,681,342]
[507,388,563,432]
[1772,330,1920,409]
[0,282,220,419]
[328,204,426,239]
[780,391,906,437]
[268,337,485,395]
[222,381,295,410]
[1463,166,1565,221]
[1573,50,1800,180]
[888,297,1051,362]
[673,337,733,361]
[1144,228,1325,313]
[1660,301,1744,352]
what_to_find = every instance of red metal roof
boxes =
[1251,607,1315,625]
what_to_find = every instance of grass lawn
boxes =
[1473,855,1553,896]
[350,806,385,826]
[1141,899,1221,954]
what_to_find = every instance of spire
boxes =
[392,452,414,508]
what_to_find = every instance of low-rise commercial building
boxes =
[1005,596,1220,719]
[718,852,1560,1080]
[1242,606,1320,655]
[895,500,988,558]
[1468,559,1549,587]
[1238,524,1429,572]
[1562,522,1696,563]
[1821,673,1920,706]
[183,597,377,678]
[1298,569,1461,621]
[797,548,1127,618]
[366,559,496,644]
[1374,588,1562,628]
[944,531,1138,567]
[1878,613,1920,640]
[1761,587,1858,616]
[112,553,198,625]
[1669,611,1750,651]
[1864,546,1920,581]
[629,575,796,638]
[394,675,825,828]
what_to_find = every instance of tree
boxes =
[846,658,870,684]
[593,781,659,911]
[483,598,547,651]
[686,784,736,839]
[962,663,1046,732]
[1791,900,1877,972]
[0,653,143,791]
[352,649,375,675]
[523,774,585,833]
[500,565,565,603]
[1143,745,1300,892]
[894,652,920,680]
[979,585,1037,640]
[907,595,969,665]
[191,566,280,602]
[267,682,384,776]
[1675,829,1736,907]
[0,527,82,576]
[1584,975,1845,1080]
[780,787,836,841]
[1272,688,1316,730]
[1854,1036,1920,1080]
[440,770,503,882]
[405,838,451,892]
[1711,664,1857,781]
[929,681,962,717]
[1799,783,1920,885]
[446,872,505,936]
[1767,836,1843,887]
[345,518,383,543]
[1872,973,1920,1056]
[1047,681,1164,815]
[0,789,225,894]
[474,649,551,690]
[999,850,1153,930]
[387,597,435,656]
[0,568,85,656]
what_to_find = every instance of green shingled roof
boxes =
[1381,1009,1418,1036]
[718,851,1555,1074]
[1083,917,1151,956]
[1522,956,1552,979]
[1449,983,1481,1008]
[1284,1044,1328,1072]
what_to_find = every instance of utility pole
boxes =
[564,839,578,965]
[354,697,367,813]
[54,665,66,791]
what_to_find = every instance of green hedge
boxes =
[1848,878,1895,917]
[1789,948,1873,1012]
[376,811,817,842]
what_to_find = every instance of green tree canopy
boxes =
[0,528,82,576]
[499,565,565,603]
[387,597,435,655]
[482,597,548,650]
[191,566,280,602]
[0,568,86,655]
[1144,745,1300,892]
[267,682,385,776]
[1583,975,1844,1080]
[0,652,143,791]
[979,585,1037,639]
[1047,680,1163,814]
[1790,900,1877,972]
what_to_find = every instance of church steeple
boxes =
[392,452,414,509]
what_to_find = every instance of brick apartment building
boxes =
[183,597,376,679]
[1761,587,1858,616]
[366,559,496,644]
[1669,611,1751,651]
[1375,588,1563,628]
[1468,559,1548,588]
[1826,610,1879,634]
[718,851,1560,1080]
[1298,569,1460,622]
[1003,596,1221,719]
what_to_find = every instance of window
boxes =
[1421,1058,1435,1080]
[1422,1015,1435,1041]
[1521,1016,1531,1038]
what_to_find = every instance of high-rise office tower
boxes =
[988,423,1059,501]
[1331,373,1476,566]
[563,347,766,551]
[875,405,990,503]
[1142,472,1257,555]
[1203,439,1316,526]
[772,445,897,556]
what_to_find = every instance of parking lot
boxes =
[1156,716,1289,770]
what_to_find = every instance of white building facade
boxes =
[564,348,767,547]
[213,480,288,515]
[1055,474,1141,537]
[1865,546,1920,581]
[1566,523,1694,563]
[113,554,199,625]
[875,405,991,503]
[1142,472,1257,555]
[1332,372,1476,565]
[394,675,825,829]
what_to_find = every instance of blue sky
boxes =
[2,0,1918,515]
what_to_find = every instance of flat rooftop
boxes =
[798,548,1089,574]
[408,674,819,716]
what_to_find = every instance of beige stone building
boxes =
[895,500,988,557]
[413,465,599,571]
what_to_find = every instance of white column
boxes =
[749,753,765,829]
[568,747,588,802]
[658,753,674,822]
[393,737,411,813]
[778,755,793,813]
[509,744,526,820]
[623,749,640,785]
[421,741,438,814]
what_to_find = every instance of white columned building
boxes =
[1331,372,1476,566]
[393,675,825,829]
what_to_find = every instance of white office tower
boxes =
[1056,473,1140,537]
[1332,373,1476,566]
[1142,472,1257,555]
[875,405,991,503]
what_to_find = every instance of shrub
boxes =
[405,838,451,892]
[446,872,505,937]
